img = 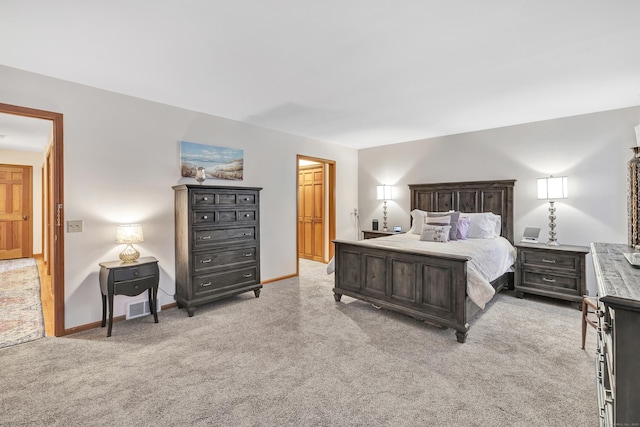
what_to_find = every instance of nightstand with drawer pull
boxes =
[98,256,160,337]
[514,242,589,305]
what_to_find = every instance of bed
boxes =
[332,179,516,343]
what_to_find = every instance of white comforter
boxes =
[329,234,516,309]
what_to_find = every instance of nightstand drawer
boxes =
[113,264,156,282]
[522,271,578,292]
[114,276,157,296]
[521,250,579,272]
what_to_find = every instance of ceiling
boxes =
[1,0,640,151]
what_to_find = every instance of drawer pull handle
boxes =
[243,197,250,201]
[203,215,208,220]
[542,258,556,263]
[201,282,212,287]
[243,273,252,278]
[243,232,252,236]
[243,253,252,257]
[133,271,139,276]
[542,277,556,283]
[245,214,251,218]
[201,235,212,240]
[201,259,212,264]
[203,197,208,201]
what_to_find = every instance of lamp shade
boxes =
[115,224,144,244]
[537,176,568,200]
[376,185,393,200]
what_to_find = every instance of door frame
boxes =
[0,102,65,337]
[296,155,336,274]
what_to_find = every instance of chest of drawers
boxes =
[591,243,640,426]
[173,185,262,316]
[514,242,589,303]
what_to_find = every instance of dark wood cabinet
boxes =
[514,242,589,304]
[173,185,262,316]
[591,242,640,426]
[99,256,159,337]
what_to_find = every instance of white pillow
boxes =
[419,225,451,242]
[408,209,428,234]
[461,212,500,239]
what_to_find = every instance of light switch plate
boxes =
[67,220,83,233]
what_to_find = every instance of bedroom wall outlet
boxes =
[67,220,83,233]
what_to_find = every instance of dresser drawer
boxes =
[191,191,216,206]
[113,264,157,282]
[217,193,256,205]
[193,267,258,298]
[237,193,256,205]
[238,210,256,221]
[194,227,257,248]
[193,246,257,274]
[193,211,215,224]
[114,276,157,296]
[192,209,257,225]
[520,250,579,272]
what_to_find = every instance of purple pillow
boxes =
[456,216,471,240]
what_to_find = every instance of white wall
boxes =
[359,106,640,295]
[0,65,358,329]
[0,148,44,254]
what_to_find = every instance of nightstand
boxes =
[99,256,159,337]
[362,230,402,239]
[514,242,589,304]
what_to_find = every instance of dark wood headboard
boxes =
[409,179,516,243]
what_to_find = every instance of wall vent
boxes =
[125,299,160,320]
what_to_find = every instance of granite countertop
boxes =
[591,242,640,311]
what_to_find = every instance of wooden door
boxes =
[0,164,32,259]
[298,165,324,261]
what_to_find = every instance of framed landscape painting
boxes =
[180,141,244,181]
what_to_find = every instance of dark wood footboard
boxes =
[333,240,473,343]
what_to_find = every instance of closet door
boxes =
[298,165,324,261]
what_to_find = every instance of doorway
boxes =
[0,103,65,337]
[296,155,336,271]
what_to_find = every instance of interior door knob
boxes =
[23,215,28,220]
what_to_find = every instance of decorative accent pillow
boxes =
[408,209,428,234]
[425,211,460,241]
[462,212,499,239]
[420,225,451,243]
[456,216,471,240]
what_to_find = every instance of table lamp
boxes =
[115,224,144,262]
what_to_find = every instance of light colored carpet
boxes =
[0,259,597,426]
[0,257,44,349]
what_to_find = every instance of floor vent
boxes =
[125,299,160,320]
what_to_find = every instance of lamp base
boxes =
[546,240,559,246]
[119,244,140,263]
